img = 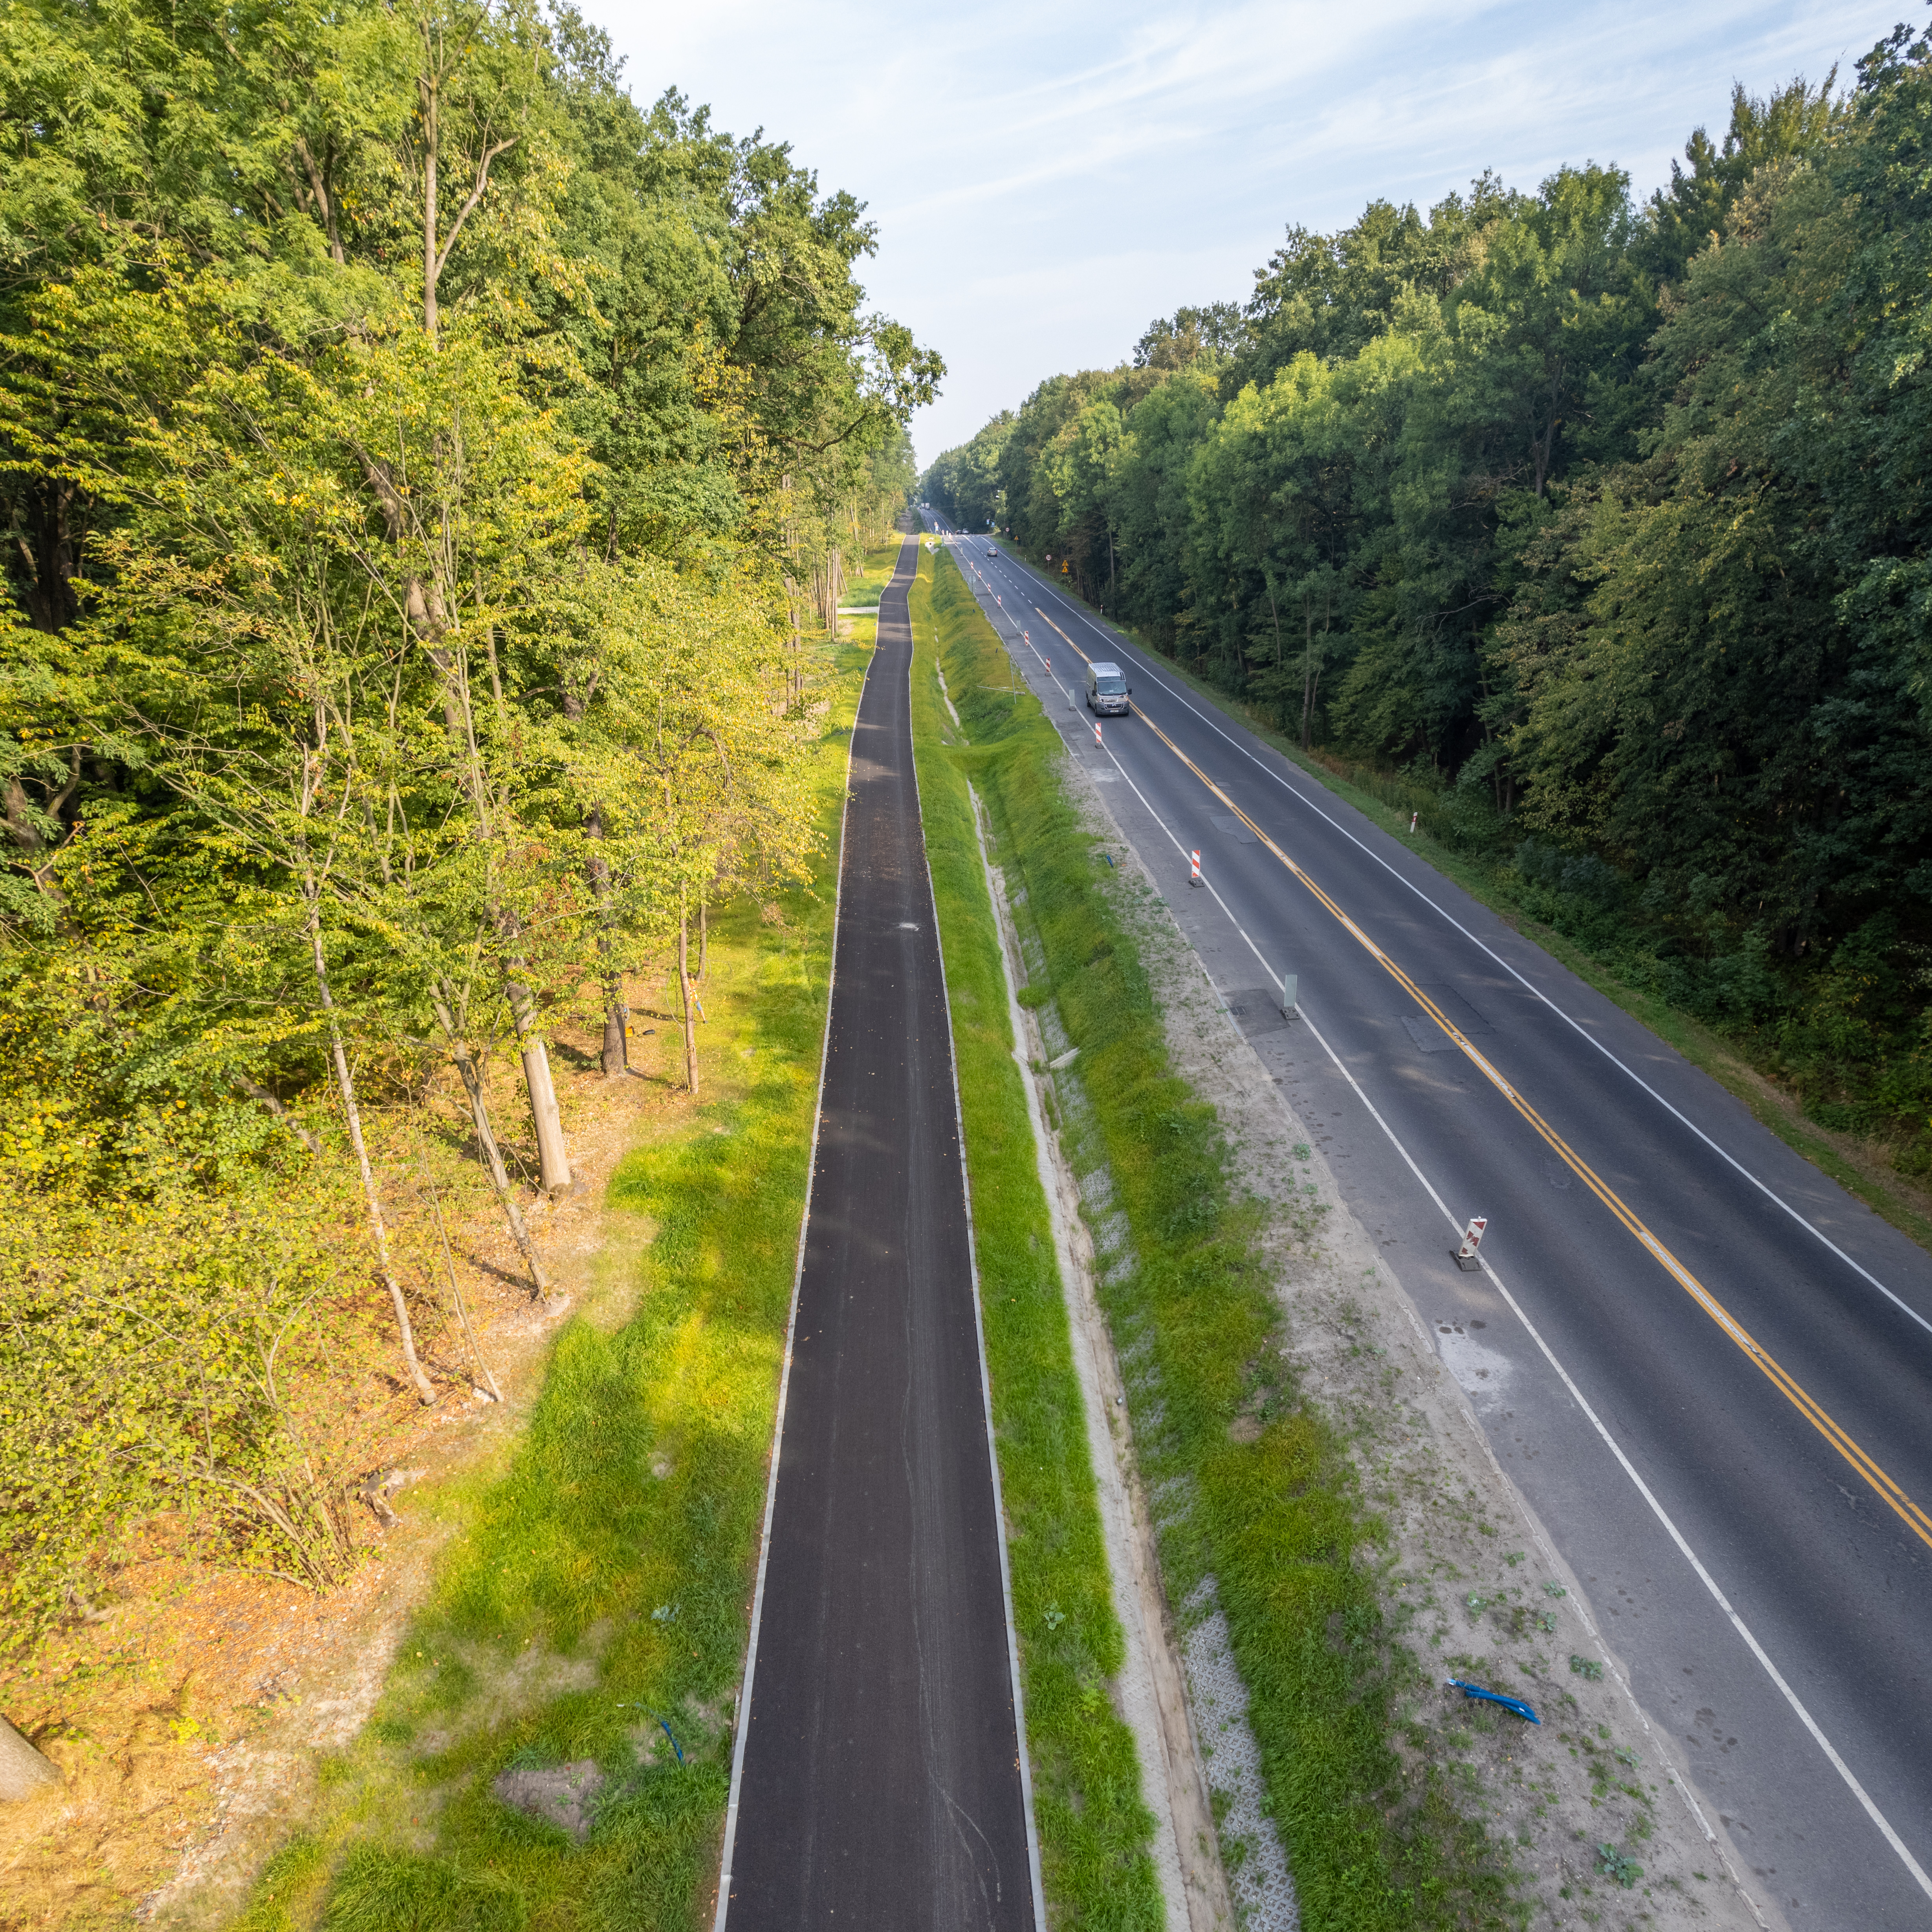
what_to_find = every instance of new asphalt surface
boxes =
[720,536,1036,1931]
[928,517,1932,1929]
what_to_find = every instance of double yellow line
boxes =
[1031,599,1932,1554]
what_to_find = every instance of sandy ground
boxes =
[0,986,695,1932]
[1046,741,1779,1932]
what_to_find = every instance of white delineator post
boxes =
[1189,850,1203,888]
[1453,1216,1488,1269]
[1094,719,1103,746]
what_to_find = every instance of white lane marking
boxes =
[990,621,1932,1904]
[981,552,1932,1347]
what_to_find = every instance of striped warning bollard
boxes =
[1188,850,1204,888]
[1094,719,1102,746]
[1452,1217,1488,1270]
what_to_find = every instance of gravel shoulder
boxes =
[1054,750,1778,1932]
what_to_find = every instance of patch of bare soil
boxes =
[1062,758,1779,1932]
[0,976,700,1932]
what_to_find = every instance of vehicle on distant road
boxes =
[1085,662,1131,715]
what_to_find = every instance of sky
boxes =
[595,0,1908,467]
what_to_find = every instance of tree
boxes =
[0,0,939,1636]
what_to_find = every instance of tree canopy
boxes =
[0,0,936,1637]
[923,32,1932,1163]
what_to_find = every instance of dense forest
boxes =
[0,0,929,1637]
[924,27,1932,1169]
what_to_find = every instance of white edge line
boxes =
[910,546,1052,1932]
[710,556,870,1932]
[986,548,1932,1346]
[965,554,1932,1903]
[1290,995,1932,1906]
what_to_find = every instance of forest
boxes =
[0,0,930,1640]
[924,28,1932,1174]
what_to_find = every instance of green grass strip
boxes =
[232,649,869,1932]
[907,544,1164,1928]
[918,547,1518,1932]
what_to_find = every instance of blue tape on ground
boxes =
[1446,1677,1541,1724]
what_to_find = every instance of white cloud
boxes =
[598,0,1905,462]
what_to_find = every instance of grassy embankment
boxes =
[921,545,1517,1931]
[905,540,1163,1927]
[229,636,871,1932]
[1003,552,1932,1254]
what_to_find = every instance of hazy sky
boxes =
[596,0,1905,466]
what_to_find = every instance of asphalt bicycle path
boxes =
[717,535,1037,1931]
[926,519,1932,1930]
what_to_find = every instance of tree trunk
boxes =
[789,593,802,708]
[504,971,572,1192]
[400,584,570,1196]
[585,804,627,1076]
[780,579,800,709]
[0,1715,59,1802]
[234,1076,323,1155]
[430,988,550,1298]
[678,898,699,1097]
[1302,598,1317,752]
[420,77,439,340]
[307,895,436,1405]
[423,1168,501,1401]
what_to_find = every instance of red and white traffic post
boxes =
[1094,719,1103,746]
[1452,1216,1488,1270]
[1189,850,1204,888]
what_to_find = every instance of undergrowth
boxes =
[226,645,869,1932]
[922,548,1520,1931]
[907,544,1163,1925]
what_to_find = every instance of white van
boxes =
[1085,662,1131,716]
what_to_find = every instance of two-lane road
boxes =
[928,519,1932,1928]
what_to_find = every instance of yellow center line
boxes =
[1105,694,1932,1553]
[1034,609,1087,660]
